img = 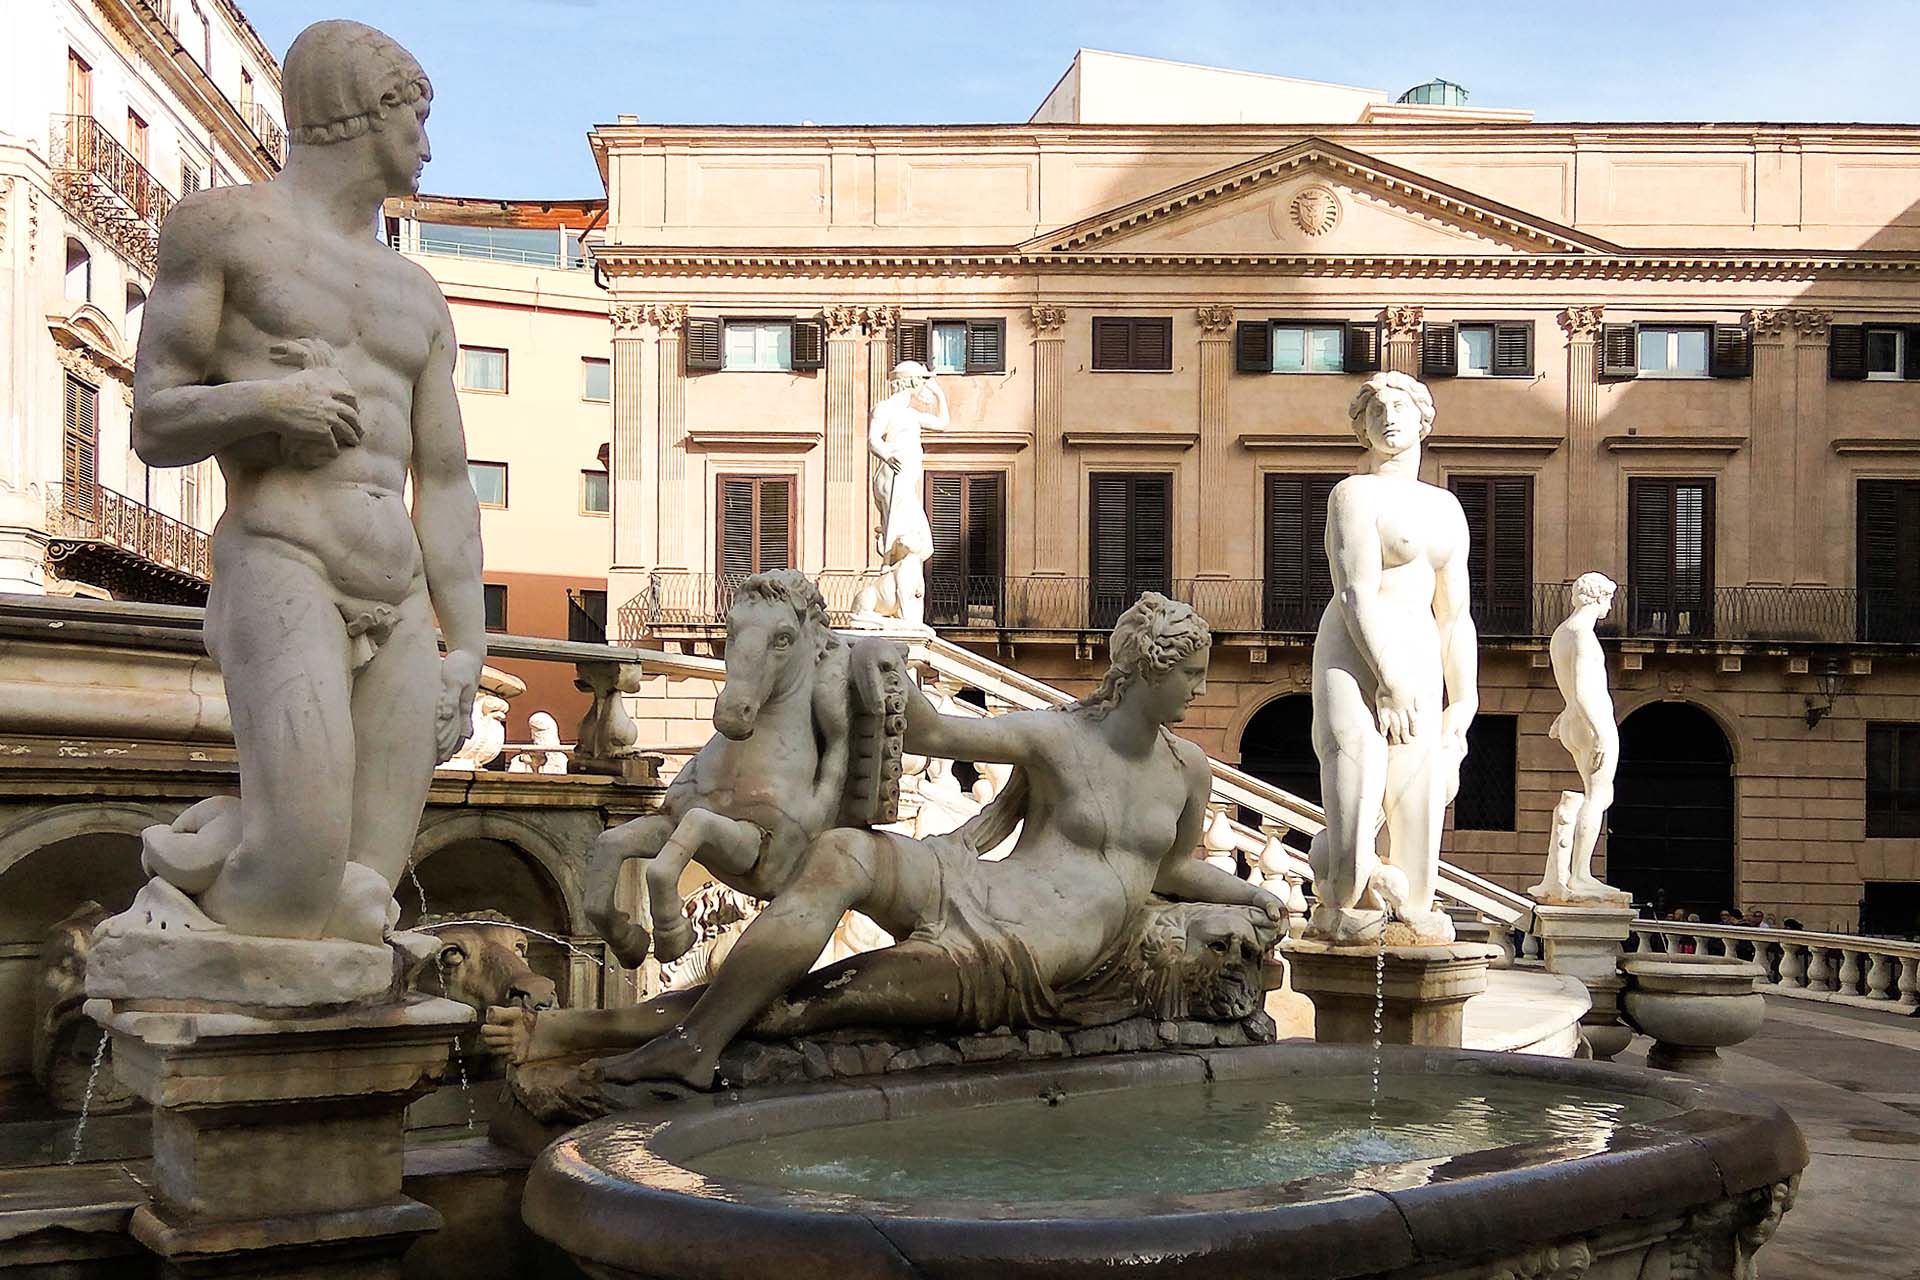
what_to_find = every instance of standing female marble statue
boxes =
[1308,372,1477,945]
[865,361,945,628]
[1531,572,1629,904]
[485,594,1282,1092]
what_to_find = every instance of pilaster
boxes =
[824,305,865,573]
[1746,308,1795,585]
[1030,305,1069,575]
[1382,305,1423,378]
[1789,309,1832,585]
[650,305,689,570]
[1558,306,1606,580]
[1195,305,1235,573]
[609,304,656,570]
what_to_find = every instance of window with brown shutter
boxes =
[1600,323,1639,379]
[1455,715,1518,831]
[1091,317,1172,371]
[896,319,930,368]
[1858,480,1920,642]
[911,318,1007,375]
[1262,473,1340,631]
[482,584,508,633]
[1235,320,1272,372]
[61,374,98,519]
[1448,475,1534,635]
[1344,321,1381,373]
[1708,324,1752,379]
[684,317,722,372]
[1867,723,1920,837]
[790,319,825,371]
[925,471,1004,626]
[1829,324,1867,381]
[1627,477,1715,638]
[1420,322,1458,378]
[1088,472,1171,626]
[716,475,795,614]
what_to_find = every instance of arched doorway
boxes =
[1237,693,1318,850]
[1610,702,1736,916]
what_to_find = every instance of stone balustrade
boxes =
[1626,922,1920,1013]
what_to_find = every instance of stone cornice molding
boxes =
[611,303,687,335]
[686,426,823,452]
[1601,433,1746,454]
[1195,304,1235,334]
[1030,304,1068,335]
[1383,304,1425,340]
[1558,305,1605,338]
[1063,428,1198,451]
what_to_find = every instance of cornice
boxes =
[1427,434,1564,455]
[921,430,1033,454]
[1601,434,1746,453]
[1237,432,1361,452]
[1063,429,1198,451]
[1832,437,1920,455]
[686,427,822,452]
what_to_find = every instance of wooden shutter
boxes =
[1263,473,1339,631]
[1130,318,1172,371]
[1857,480,1920,642]
[896,319,930,367]
[1906,327,1920,381]
[963,319,1006,374]
[61,374,99,519]
[684,317,722,372]
[790,319,824,371]
[719,478,756,582]
[1673,481,1713,637]
[1420,322,1457,378]
[1344,321,1381,373]
[1828,324,1867,380]
[1709,324,1752,379]
[1627,479,1672,633]
[1629,478,1713,637]
[716,476,794,583]
[924,471,1005,626]
[1088,472,1171,626]
[1491,321,1534,378]
[1091,318,1131,370]
[926,473,966,626]
[1601,323,1639,379]
[1236,320,1272,373]
[757,478,792,571]
[1450,475,1534,634]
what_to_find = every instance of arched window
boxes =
[63,238,91,305]
[125,283,147,349]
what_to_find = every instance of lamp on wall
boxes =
[1803,658,1848,729]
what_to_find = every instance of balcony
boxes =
[46,483,211,605]
[618,571,1920,649]
[243,101,287,168]
[48,115,175,275]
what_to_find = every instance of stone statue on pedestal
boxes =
[855,361,944,630]
[1306,372,1478,946]
[91,19,486,1007]
[1531,572,1630,905]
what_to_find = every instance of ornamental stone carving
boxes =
[1746,308,1830,340]
[612,303,687,335]
[611,304,646,334]
[822,304,864,336]
[1558,305,1605,339]
[1791,309,1831,339]
[1382,305,1425,341]
[862,305,898,335]
[1030,304,1068,334]
[1195,304,1235,333]
[27,186,40,264]
[1479,1239,1594,1280]
[1289,183,1342,236]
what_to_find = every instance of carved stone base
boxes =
[1283,940,1499,1048]
[87,994,471,1278]
[1533,903,1636,1062]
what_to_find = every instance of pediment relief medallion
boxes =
[1285,184,1342,238]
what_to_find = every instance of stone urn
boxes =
[1621,952,1766,1078]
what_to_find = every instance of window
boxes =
[182,468,199,529]
[1274,324,1345,373]
[926,472,1004,626]
[179,153,203,196]
[1455,715,1518,831]
[61,374,99,517]
[898,319,1006,375]
[1868,724,1920,837]
[1262,473,1340,631]
[67,50,91,118]
[239,69,254,113]
[1628,478,1714,638]
[723,321,792,372]
[717,475,795,585]
[1636,326,1711,377]
[568,589,608,644]
[459,346,507,392]
[1831,324,1919,381]
[581,469,610,515]
[1091,317,1172,372]
[1868,328,1907,381]
[1447,475,1534,635]
[1088,472,1171,627]
[483,584,508,633]
[1421,321,1534,378]
[64,238,91,304]
[582,358,610,402]
[1858,480,1920,643]
[126,110,148,166]
[1237,320,1377,374]
[469,461,507,508]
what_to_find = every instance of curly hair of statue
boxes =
[734,569,839,656]
[1346,369,1436,441]
[1071,592,1212,719]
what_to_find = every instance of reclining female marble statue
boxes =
[1306,371,1478,946]
[485,593,1283,1099]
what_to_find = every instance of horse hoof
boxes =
[593,913,653,969]
[652,915,696,964]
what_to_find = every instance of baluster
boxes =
[1521,933,1542,960]
[1762,942,1783,984]
[1777,943,1808,988]
[1900,958,1920,1009]
[1865,954,1896,1001]
[1836,949,1864,996]
[1805,946,1836,992]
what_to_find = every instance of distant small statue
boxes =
[1531,573,1629,906]
[854,361,945,630]
[440,694,508,770]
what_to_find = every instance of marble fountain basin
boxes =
[524,1043,1806,1280]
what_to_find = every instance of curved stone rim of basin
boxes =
[522,1043,1807,1280]
[1620,951,1767,990]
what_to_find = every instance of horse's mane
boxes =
[735,570,840,647]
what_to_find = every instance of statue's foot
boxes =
[593,1025,714,1096]
[1565,876,1630,904]
[1303,904,1386,946]
[651,913,697,965]
[1397,908,1457,945]
[98,877,227,938]
[140,796,242,894]
[322,863,393,946]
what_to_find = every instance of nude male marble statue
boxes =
[1307,372,1478,945]
[108,20,483,954]
[859,361,945,629]
[1531,573,1629,905]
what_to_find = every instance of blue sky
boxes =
[237,1,1919,199]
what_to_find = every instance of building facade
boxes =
[0,0,286,603]
[591,71,1920,933]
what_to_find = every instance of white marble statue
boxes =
[1307,372,1478,946]
[508,711,569,774]
[441,694,508,770]
[1531,573,1630,905]
[98,21,484,987]
[858,361,945,630]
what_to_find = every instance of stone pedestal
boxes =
[1283,940,1499,1048]
[86,994,471,1279]
[1533,903,1636,1060]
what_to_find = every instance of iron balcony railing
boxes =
[46,483,212,582]
[243,101,287,167]
[620,571,1918,647]
[48,114,176,274]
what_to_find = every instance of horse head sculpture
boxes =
[712,570,837,741]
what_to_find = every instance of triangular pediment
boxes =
[1021,138,1619,258]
